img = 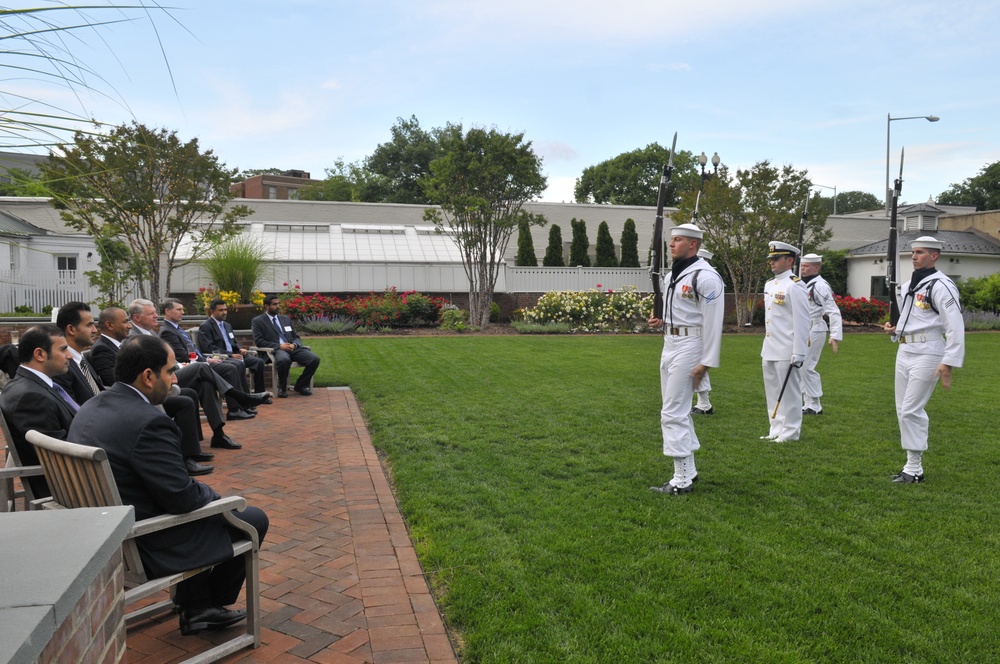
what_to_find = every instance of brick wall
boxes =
[36,548,126,664]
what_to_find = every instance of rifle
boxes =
[650,132,678,319]
[886,147,904,325]
[794,194,809,276]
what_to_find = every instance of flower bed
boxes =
[280,287,447,328]
[834,295,889,326]
[521,285,652,333]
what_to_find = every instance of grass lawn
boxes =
[309,332,1000,663]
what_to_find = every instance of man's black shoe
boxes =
[294,385,313,396]
[802,408,823,415]
[231,390,271,408]
[892,471,925,484]
[649,482,693,495]
[691,406,714,415]
[227,409,255,421]
[210,433,242,450]
[179,606,247,636]
[190,451,215,462]
[185,458,214,476]
[277,388,288,398]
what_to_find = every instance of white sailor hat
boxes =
[800,253,822,264]
[670,223,704,239]
[911,236,943,251]
[767,241,799,258]
[697,248,714,260]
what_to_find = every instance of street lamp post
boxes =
[813,183,837,215]
[698,151,721,187]
[885,113,939,215]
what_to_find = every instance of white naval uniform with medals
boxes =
[658,257,725,457]
[892,269,965,452]
[762,268,810,440]
[801,273,843,408]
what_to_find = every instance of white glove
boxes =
[790,354,804,368]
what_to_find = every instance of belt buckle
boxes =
[900,336,907,344]
[670,327,682,336]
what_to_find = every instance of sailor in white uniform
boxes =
[799,253,843,415]
[691,248,719,415]
[883,236,965,483]
[760,241,810,442]
[647,224,725,494]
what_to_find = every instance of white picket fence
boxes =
[0,269,102,312]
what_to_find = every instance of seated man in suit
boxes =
[92,307,244,451]
[56,302,213,475]
[0,324,77,497]
[251,295,320,398]
[68,335,269,636]
[198,299,266,393]
[159,298,268,419]
[126,299,266,423]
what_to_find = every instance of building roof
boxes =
[848,230,1000,256]
[0,209,48,236]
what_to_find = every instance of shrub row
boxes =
[521,286,651,333]
[834,295,889,325]
[281,288,447,327]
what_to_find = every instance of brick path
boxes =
[126,387,459,664]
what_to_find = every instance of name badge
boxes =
[284,325,293,332]
[228,332,235,338]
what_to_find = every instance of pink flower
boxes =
[596,284,602,288]
[283,281,289,287]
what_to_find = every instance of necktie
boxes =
[51,382,80,412]
[77,357,101,398]
[219,320,233,353]
[272,316,286,343]
[176,324,203,360]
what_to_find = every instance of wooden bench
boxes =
[0,409,44,512]
[26,430,261,664]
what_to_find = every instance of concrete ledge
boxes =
[0,506,134,664]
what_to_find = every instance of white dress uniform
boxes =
[801,272,843,411]
[761,264,810,441]
[892,268,964,455]
[658,257,725,458]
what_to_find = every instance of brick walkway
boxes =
[126,387,458,664]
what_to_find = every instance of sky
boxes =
[4,0,999,208]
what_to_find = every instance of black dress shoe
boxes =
[691,406,714,415]
[227,409,255,421]
[892,471,925,483]
[185,458,214,476]
[179,606,247,636]
[190,451,215,462]
[210,433,242,450]
[277,388,288,398]
[245,406,258,414]
[294,385,313,396]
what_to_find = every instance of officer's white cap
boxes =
[800,253,822,264]
[911,236,943,251]
[697,248,714,260]
[767,241,799,258]
[671,223,703,239]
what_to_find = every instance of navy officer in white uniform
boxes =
[691,247,719,415]
[883,236,964,483]
[799,253,843,415]
[760,241,810,443]
[647,223,725,495]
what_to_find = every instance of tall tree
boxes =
[594,221,618,267]
[574,143,701,206]
[619,218,640,267]
[938,160,1000,211]
[423,125,546,328]
[297,159,362,201]
[675,161,830,326]
[569,218,591,267]
[543,224,565,266]
[42,122,251,300]
[515,217,539,266]
[360,115,446,204]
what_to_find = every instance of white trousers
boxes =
[659,336,701,457]
[801,329,827,402]
[763,359,802,440]
[895,349,942,452]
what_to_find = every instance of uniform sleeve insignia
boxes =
[790,276,801,282]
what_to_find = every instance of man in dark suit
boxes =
[68,335,268,635]
[56,302,214,475]
[251,295,320,398]
[158,298,267,421]
[0,325,77,497]
[198,299,266,392]
[93,306,243,451]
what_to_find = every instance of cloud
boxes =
[534,140,579,162]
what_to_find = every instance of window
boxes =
[268,186,277,199]
[57,255,77,272]
[870,275,889,302]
